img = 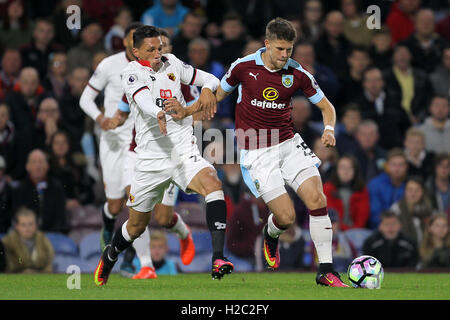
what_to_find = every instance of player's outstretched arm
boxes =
[215,86,232,104]
[315,96,337,148]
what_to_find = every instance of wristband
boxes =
[324,125,334,132]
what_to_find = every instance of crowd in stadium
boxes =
[0,0,449,274]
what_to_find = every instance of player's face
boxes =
[160,35,172,54]
[133,37,163,70]
[264,38,293,70]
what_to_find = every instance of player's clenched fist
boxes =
[164,98,186,120]
[321,129,336,148]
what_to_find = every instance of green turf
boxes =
[0,272,449,300]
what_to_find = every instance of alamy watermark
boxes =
[66,5,81,30]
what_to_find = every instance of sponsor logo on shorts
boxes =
[254,179,260,191]
[129,194,135,203]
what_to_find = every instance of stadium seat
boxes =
[52,255,85,273]
[175,202,207,228]
[171,252,211,273]
[344,228,373,255]
[0,233,4,240]
[192,231,212,253]
[166,232,180,255]
[45,232,78,256]
[68,205,102,229]
[79,232,102,260]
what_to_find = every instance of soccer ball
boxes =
[347,255,384,289]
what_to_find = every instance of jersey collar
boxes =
[137,59,151,68]
[255,47,290,70]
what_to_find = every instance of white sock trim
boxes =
[122,220,132,242]
[205,190,225,203]
[267,213,284,238]
[104,202,116,220]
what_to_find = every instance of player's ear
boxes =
[132,47,139,59]
[264,39,270,49]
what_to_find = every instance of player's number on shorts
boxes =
[297,142,314,157]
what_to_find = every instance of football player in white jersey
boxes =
[94,26,233,286]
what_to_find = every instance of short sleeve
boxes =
[220,59,241,92]
[167,54,196,85]
[121,67,148,103]
[297,69,324,104]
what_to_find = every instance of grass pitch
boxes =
[0,272,449,300]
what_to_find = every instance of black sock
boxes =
[318,263,334,274]
[206,199,227,261]
[107,223,133,261]
[102,204,116,232]
[123,246,136,264]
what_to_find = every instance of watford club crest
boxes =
[167,73,176,81]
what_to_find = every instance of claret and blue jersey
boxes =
[221,47,325,150]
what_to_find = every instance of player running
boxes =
[215,18,349,287]
[94,26,233,286]
[115,29,197,278]
[80,23,194,280]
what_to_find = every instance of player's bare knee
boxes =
[204,177,222,195]
[275,209,295,227]
[307,191,327,210]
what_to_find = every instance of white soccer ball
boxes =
[347,255,384,289]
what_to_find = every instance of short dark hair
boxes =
[125,22,144,37]
[265,17,296,42]
[133,25,161,48]
[380,210,399,221]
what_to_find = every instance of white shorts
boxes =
[240,133,321,203]
[127,142,213,212]
[99,136,130,199]
[123,150,180,207]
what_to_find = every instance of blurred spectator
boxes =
[12,149,68,234]
[368,148,408,229]
[313,137,338,183]
[0,155,13,233]
[341,0,374,48]
[226,192,270,266]
[0,48,22,101]
[300,0,324,43]
[242,39,264,57]
[339,45,371,107]
[20,18,63,80]
[140,0,189,37]
[351,120,386,182]
[385,0,420,46]
[383,45,432,124]
[362,210,419,268]
[419,213,450,268]
[187,37,233,121]
[390,176,434,244]
[34,97,68,150]
[314,11,352,80]
[278,224,306,270]
[312,209,358,272]
[150,229,178,275]
[418,96,450,154]
[5,67,48,180]
[401,9,447,74]
[1,207,54,273]
[425,153,450,214]
[82,0,124,33]
[0,103,18,179]
[67,21,104,72]
[368,27,393,71]
[48,130,94,207]
[323,155,370,231]
[293,41,340,114]
[335,104,361,156]
[58,67,90,149]
[291,97,321,148]
[403,127,435,179]
[104,7,132,54]
[171,11,204,62]
[0,0,32,49]
[436,12,450,42]
[430,46,450,99]
[42,52,69,100]
[351,67,410,150]
[212,12,247,69]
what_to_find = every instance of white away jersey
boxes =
[88,51,134,142]
[121,53,198,159]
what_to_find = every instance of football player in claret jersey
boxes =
[94,26,233,286]
[215,17,349,287]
